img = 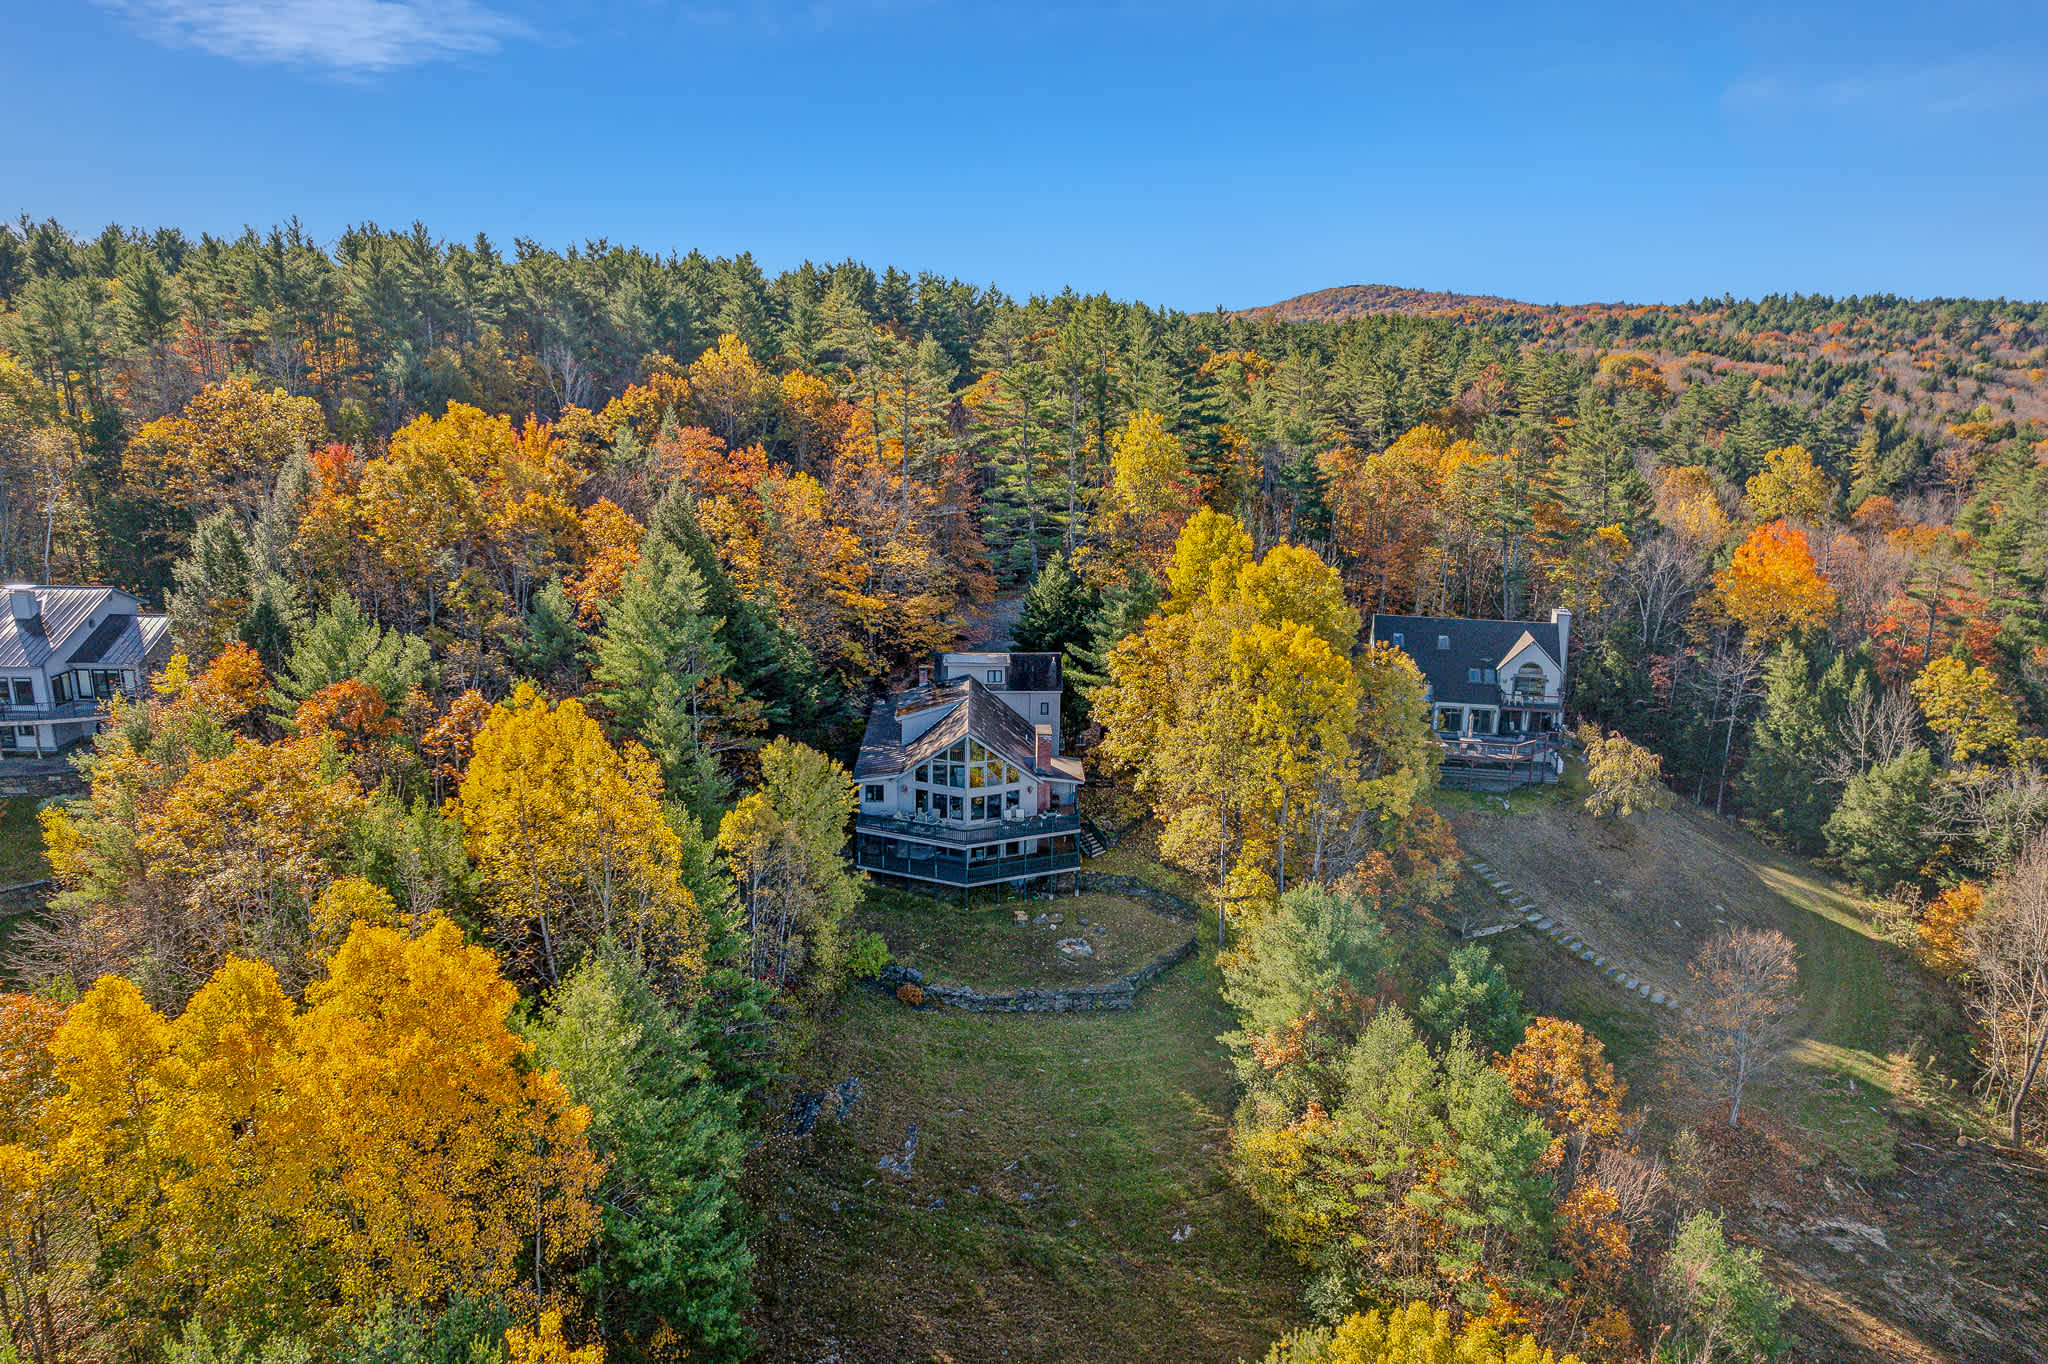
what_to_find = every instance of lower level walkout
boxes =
[854,830,1082,889]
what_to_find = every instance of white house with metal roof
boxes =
[0,585,172,758]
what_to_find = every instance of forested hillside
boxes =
[4,214,2048,1362]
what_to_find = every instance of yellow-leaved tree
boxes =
[1095,511,1441,929]
[1107,409,1200,567]
[458,686,705,986]
[1910,654,2022,767]
[122,376,327,522]
[1259,1300,1582,1364]
[717,738,861,990]
[1745,444,1834,525]
[24,922,597,1352]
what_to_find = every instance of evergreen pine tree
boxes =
[646,490,831,735]
[1062,568,1160,728]
[238,571,305,675]
[1825,748,1937,890]
[511,576,584,679]
[591,534,737,825]
[272,592,434,714]
[1739,640,1837,852]
[166,510,253,667]
[526,949,755,1357]
[1011,554,1099,658]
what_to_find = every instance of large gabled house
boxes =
[1369,609,1572,786]
[852,651,1085,897]
[0,584,173,759]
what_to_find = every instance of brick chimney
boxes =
[1034,723,1053,770]
[916,663,931,687]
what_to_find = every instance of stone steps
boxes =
[1468,859,1682,1013]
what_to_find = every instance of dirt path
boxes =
[954,587,1029,650]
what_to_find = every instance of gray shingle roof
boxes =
[1368,613,1562,707]
[856,677,1078,781]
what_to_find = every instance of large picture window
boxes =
[912,738,1023,821]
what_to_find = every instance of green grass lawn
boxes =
[855,887,1192,991]
[747,952,1303,1363]
[1450,796,1979,1175]
[0,798,48,887]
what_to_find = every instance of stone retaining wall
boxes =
[880,935,1197,1013]
[1074,872,1201,923]
[0,768,84,800]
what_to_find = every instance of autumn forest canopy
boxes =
[4,212,2048,1364]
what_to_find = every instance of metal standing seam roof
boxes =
[68,614,168,669]
[0,588,115,669]
[1368,613,1564,708]
[66,615,135,666]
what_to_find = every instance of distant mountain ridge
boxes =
[1237,283,1540,321]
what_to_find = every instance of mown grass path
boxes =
[747,953,1302,1364]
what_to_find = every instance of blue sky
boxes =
[8,1,2047,310]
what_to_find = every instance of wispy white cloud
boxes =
[98,0,527,71]
[1723,54,2047,122]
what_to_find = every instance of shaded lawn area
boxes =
[0,797,54,974]
[746,954,1304,1364]
[855,888,1192,991]
[0,798,47,887]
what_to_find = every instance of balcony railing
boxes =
[1440,734,1564,764]
[855,844,1082,887]
[1499,686,1563,709]
[0,698,117,724]
[855,809,1081,847]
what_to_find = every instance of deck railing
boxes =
[0,698,116,723]
[854,810,1080,847]
[854,845,1081,887]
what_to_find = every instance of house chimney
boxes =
[7,587,37,625]
[1034,723,1053,771]
[916,663,931,688]
[1549,607,1571,670]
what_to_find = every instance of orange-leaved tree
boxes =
[1713,519,1837,642]
[40,658,370,1007]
